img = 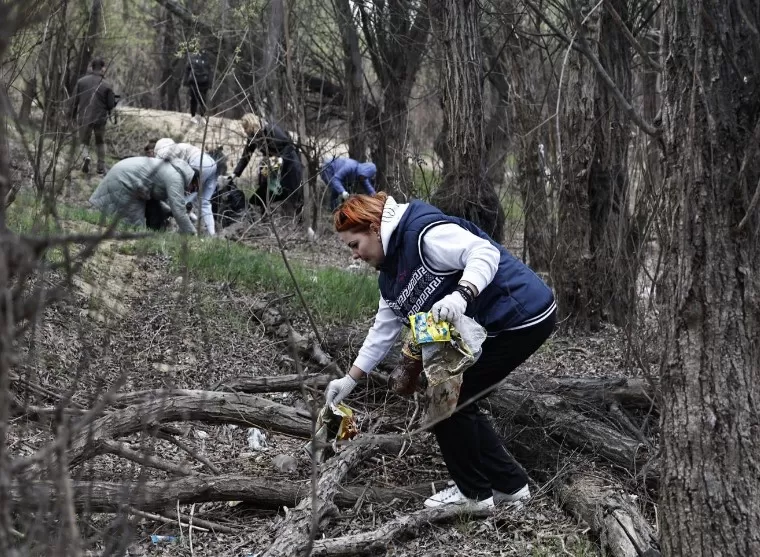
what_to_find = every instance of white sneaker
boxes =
[190,116,200,125]
[424,485,494,510]
[492,484,531,509]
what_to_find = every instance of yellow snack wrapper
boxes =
[409,312,451,344]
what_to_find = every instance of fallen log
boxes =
[520,376,658,411]
[263,436,401,557]
[248,299,339,375]
[66,391,313,468]
[559,474,660,557]
[211,373,333,394]
[11,477,446,513]
[310,505,491,556]
[489,385,652,476]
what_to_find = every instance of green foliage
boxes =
[9,194,378,322]
[127,233,379,322]
[412,163,442,201]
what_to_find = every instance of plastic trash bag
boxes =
[406,312,487,424]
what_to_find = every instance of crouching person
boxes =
[88,156,198,235]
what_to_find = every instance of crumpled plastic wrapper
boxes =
[303,403,358,461]
[405,312,487,425]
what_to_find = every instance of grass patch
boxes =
[412,164,442,201]
[129,234,379,322]
[9,195,379,322]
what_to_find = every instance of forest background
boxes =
[0,0,758,556]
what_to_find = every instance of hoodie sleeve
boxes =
[330,163,350,194]
[234,135,257,177]
[352,297,403,374]
[166,173,197,235]
[420,223,499,294]
[362,177,376,195]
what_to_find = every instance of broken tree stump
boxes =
[559,474,660,557]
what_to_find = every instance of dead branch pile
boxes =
[7,296,662,557]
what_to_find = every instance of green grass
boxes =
[126,233,379,321]
[412,164,442,201]
[8,194,378,322]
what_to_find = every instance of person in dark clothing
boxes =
[71,57,116,175]
[183,50,211,123]
[231,113,303,217]
[325,192,557,512]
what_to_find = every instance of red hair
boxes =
[333,192,388,232]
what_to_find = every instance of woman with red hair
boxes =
[325,192,556,511]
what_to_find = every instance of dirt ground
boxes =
[5,115,649,555]
[7,207,649,556]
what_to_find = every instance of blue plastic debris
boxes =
[150,534,177,544]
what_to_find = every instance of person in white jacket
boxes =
[325,192,557,512]
[154,138,218,235]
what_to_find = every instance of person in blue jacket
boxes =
[324,192,556,512]
[320,156,377,209]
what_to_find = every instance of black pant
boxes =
[145,199,172,231]
[188,83,209,117]
[433,310,557,500]
[249,157,303,217]
[78,123,106,171]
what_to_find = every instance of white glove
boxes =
[325,375,357,406]
[340,191,350,201]
[431,291,468,323]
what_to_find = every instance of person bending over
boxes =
[324,192,556,511]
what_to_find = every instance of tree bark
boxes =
[586,0,640,327]
[71,0,103,93]
[263,441,382,557]
[559,474,659,557]
[61,391,312,469]
[213,373,333,394]
[552,0,599,328]
[489,385,653,479]
[428,0,505,241]
[333,0,366,160]
[357,0,429,196]
[261,0,285,118]
[12,477,445,513]
[659,1,760,555]
[311,505,490,556]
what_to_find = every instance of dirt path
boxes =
[115,105,349,179]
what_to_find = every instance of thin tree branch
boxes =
[603,0,662,71]
[100,439,198,477]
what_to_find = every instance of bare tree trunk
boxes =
[261,0,285,118]
[334,0,366,160]
[71,0,103,92]
[587,0,638,327]
[283,0,311,227]
[428,0,505,240]
[357,0,429,196]
[18,75,36,123]
[496,11,553,270]
[552,2,599,328]
[158,8,179,112]
[660,1,760,554]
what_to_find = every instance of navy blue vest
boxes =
[378,201,555,335]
